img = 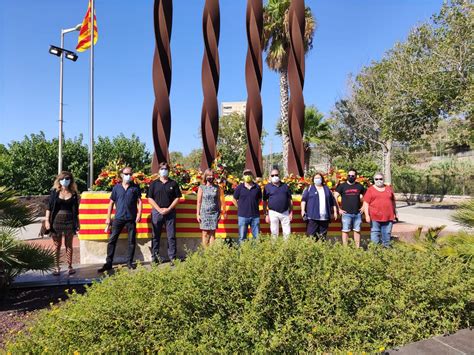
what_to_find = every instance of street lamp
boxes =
[49,24,81,174]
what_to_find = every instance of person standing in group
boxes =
[263,168,293,240]
[232,168,262,244]
[363,172,397,247]
[301,172,337,240]
[147,162,182,263]
[334,168,366,248]
[98,167,142,272]
[44,171,80,276]
[196,168,226,247]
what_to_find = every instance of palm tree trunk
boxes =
[304,142,311,174]
[279,70,290,176]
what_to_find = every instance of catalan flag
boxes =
[76,0,98,52]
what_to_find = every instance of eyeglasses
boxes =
[348,175,356,178]
[271,174,279,177]
[62,177,71,181]
[123,173,132,176]
[374,178,383,181]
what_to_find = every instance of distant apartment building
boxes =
[221,101,246,116]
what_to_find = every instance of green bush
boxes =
[7,239,473,353]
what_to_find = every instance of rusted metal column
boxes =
[200,0,220,171]
[287,0,306,176]
[244,0,263,177]
[151,0,173,173]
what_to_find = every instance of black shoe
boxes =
[98,264,112,273]
[127,263,136,270]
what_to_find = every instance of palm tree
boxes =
[0,187,54,289]
[276,106,330,173]
[263,0,316,175]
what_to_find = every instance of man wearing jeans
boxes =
[263,168,293,239]
[334,168,365,248]
[147,162,182,263]
[363,172,398,247]
[232,168,262,244]
[99,166,142,272]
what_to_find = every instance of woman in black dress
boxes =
[44,171,80,275]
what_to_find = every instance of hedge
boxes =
[7,238,473,353]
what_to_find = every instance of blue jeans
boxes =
[341,213,362,232]
[370,221,393,247]
[238,216,260,244]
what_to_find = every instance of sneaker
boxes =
[127,263,136,270]
[97,264,112,273]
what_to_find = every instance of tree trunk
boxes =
[383,140,392,185]
[303,142,311,174]
[279,70,290,176]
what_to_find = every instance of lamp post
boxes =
[50,24,81,174]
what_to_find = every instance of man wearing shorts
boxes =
[334,168,365,248]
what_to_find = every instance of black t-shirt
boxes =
[335,182,365,214]
[146,178,182,209]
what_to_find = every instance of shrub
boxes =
[452,199,474,228]
[7,239,473,353]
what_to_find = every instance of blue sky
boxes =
[0,0,443,155]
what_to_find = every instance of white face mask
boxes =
[159,169,169,177]
[60,178,71,187]
[314,178,322,186]
[122,173,132,183]
[271,176,280,184]
[375,179,384,187]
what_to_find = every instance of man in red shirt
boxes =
[363,172,398,247]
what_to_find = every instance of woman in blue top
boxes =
[301,172,338,240]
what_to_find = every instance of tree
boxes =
[0,132,88,195]
[263,0,316,174]
[217,113,267,176]
[276,106,330,173]
[169,151,185,166]
[0,187,55,289]
[94,134,151,176]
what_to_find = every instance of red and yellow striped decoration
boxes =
[76,0,98,52]
[78,192,370,240]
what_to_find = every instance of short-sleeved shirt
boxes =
[363,185,395,222]
[110,183,142,220]
[233,183,262,218]
[263,183,292,213]
[335,182,365,214]
[146,178,182,209]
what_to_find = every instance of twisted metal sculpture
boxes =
[200,0,220,172]
[244,0,263,177]
[151,0,173,173]
[287,0,306,176]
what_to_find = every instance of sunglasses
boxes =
[374,178,384,181]
[62,177,71,181]
[348,175,356,178]
[123,173,132,176]
[271,174,279,177]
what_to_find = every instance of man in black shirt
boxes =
[147,162,182,263]
[334,168,366,248]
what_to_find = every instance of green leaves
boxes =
[7,238,473,353]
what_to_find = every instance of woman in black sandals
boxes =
[44,171,80,275]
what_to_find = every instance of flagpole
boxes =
[88,0,95,189]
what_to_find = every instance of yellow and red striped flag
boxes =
[76,0,98,52]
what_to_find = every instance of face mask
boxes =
[271,176,280,184]
[122,174,132,183]
[347,176,356,183]
[159,169,169,177]
[60,178,71,187]
[243,175,253,183]
[375,180,384,187]
[206,177,214,183]
[314,178,322,186]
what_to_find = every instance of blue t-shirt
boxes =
[110,183,142,220]
[263,182,292,213]
[233,183,262,218]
